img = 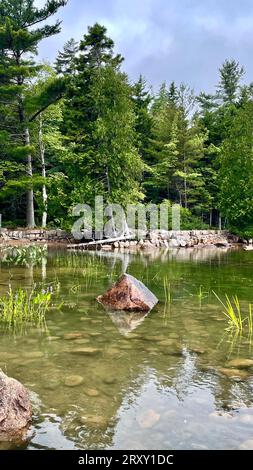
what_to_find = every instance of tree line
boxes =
[0,0,253,237]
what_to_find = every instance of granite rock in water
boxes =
[97,274,158,312]
[0,370,32,441]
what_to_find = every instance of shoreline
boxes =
[0,228,245,251]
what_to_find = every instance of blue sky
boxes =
[36,0,253,93]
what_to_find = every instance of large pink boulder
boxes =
[97,274,158,312]
[0,370,32,441]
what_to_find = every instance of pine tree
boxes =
[0,0,67,227]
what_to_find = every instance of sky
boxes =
[36,0,253,93]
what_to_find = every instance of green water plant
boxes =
[1,246,47,267]
[213,291,252,334]
[163,276,172,304]
[0,285,52,328]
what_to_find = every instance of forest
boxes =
[0,0,253,237]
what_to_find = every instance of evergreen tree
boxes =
[132,75,153,162]
[219,102,253,236]
[0,0,67,227]
[61,23,143,208]
[55,38,78,75]
[217,59,244,105]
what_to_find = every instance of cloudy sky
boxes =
[37,0,253,93]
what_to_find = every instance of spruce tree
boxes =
[55,38,78,75]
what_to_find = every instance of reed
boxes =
[163,276,172,304]
[213,291,252,333]
[0,285,52,328]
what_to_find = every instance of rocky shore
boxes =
[0,228,241,250]
[69,230,240,251]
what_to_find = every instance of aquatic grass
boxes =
[163,276,172,304]
[0,285,52,328]
[213,291,252,334]
[1,245,47,267]
[248,304,253,336]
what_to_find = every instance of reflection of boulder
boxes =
[97,274,158,312]
[107,309,149,335]
[0,370,32,442]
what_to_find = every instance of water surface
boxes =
[0,246,253,450]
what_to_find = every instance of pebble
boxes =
[103,377,117,385]
[189,347,206,355]
[64,375,84,387]
[218,368,249,380]
[84,388,100,397]
[80,415,108,429]
[137,409,160,429]
[63,332,83,340]
[70,348,100,356]
[225,359,253,369]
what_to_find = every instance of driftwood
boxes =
[67,235,134,250]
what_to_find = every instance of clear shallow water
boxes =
[0,246,253,450]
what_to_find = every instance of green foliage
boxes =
[213,291,253,335]
[1,245,47,266]
[0,10,252,234]
[0,285,52,328]
[219,103,253,237]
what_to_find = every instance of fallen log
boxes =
[67,235,134,250]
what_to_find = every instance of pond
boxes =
[0,246,253,450]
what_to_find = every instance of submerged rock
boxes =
[218,368,249,380]
[80,415,108,429]
[84,388,100,397]
[225,359,253,369]
[97,274,158,312]
[63,332,84,341]
[64,375,84,387]
[137,409,160,429]
[0,370,32,441]
[70,347,100,356]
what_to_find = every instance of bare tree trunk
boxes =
[25,128,35,228]
[219,213,222,230]
[209,210,212,228]
[105,165,116,237]
[39,115,48,228]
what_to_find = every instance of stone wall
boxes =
[101,230,239,251]
[0,228,74,244]
[0,228,239,248]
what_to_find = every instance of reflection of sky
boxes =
[111,359,253,450]
[36,0,253,92]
